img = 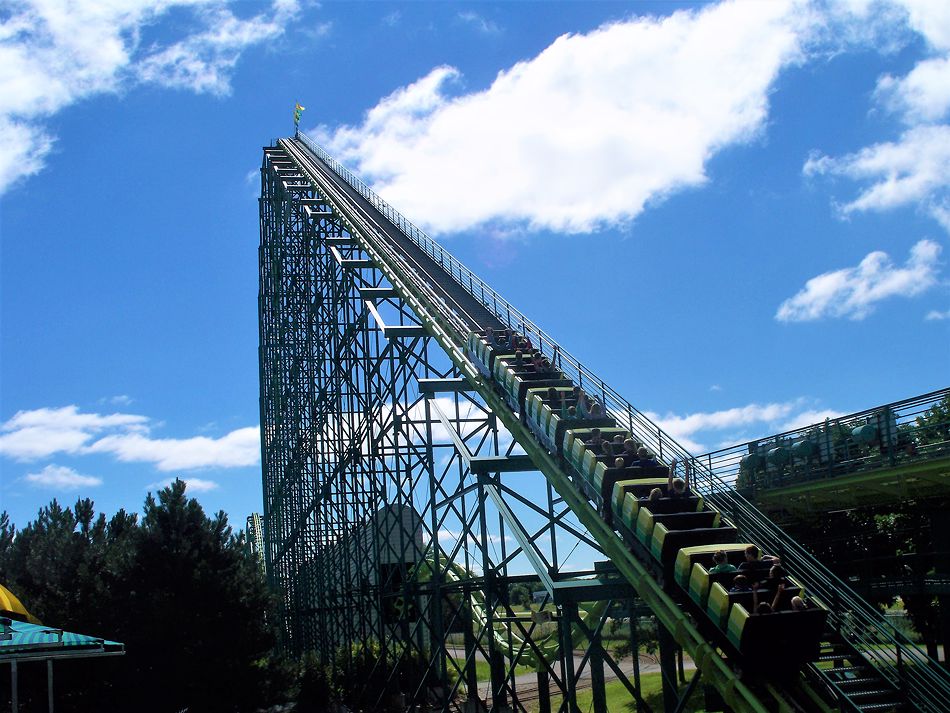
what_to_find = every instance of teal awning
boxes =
[0,617,124,662]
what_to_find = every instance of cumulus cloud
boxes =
[804,126,950,227]
[318,0,805,234]
[925,308,950,320]
[0,0,300,193]
[807,0,950,231]
[776,239,941,321]
[0,405,259,471]
[135,2,300,95]
[876,56,950,123]
[644,399,843,453]
[23,464,102,490]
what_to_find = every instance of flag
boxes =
[293,102,306,128]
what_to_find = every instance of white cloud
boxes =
[99,394,134,406]
[893,0,950,51]
[457,11,501,35]
[806,1,950,232]
[876,56,950,123]
[646,401,801,452]
[147,477,220,493]
[135,2,301,95]
[0,405,259,471]
[318,0,805,234]
[925,308,950,320]
[87,427,260,471]
[779,408,848,431]
[0,0,300,193]
[23,464,102,490]
[0,406,148,459]
[776,239,941,321]
[804,126,950,225]
[645,399,842,452]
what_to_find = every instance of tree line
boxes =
[0,480,322,712]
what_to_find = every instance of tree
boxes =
[914,394,950,447]
[508,583,532,608]
[0,480,280,712]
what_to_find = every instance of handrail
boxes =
[292,131,950,711]
[692,479,950,711]
[693,387,950,493]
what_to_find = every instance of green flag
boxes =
[294,102,306,128]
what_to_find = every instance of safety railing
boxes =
[692,388,950,494]
[690,469,950,711]
[292,132,950,710]
[295,131,694,468]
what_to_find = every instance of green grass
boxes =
[448,655,533,682]
[527,672,706,713]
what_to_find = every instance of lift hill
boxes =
[265,132,950,713]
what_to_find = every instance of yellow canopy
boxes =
[0,584,41,624]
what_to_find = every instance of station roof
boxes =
[0,618,125,662]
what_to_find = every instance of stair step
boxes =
[848,689,895,699]
[838,677,882,687]
[856,703,902,712]
[826,665,869,674]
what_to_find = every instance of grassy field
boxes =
[526,672,706,713]
[448,655,533,682]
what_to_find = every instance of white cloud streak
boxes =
[645,399,844,453]
[318,0,806,234]
[0,406,149,459]
[0,0,300,193]
[23,464,102,490]
[0,405,259,471]
[147,477,220,493]
[86,427,260,471]
[457,11,501,36]
[776,239,941,321]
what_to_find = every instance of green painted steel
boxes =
[260,142,650,711]
[266,133,950,712]
[276,137,769,713]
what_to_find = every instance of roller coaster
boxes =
[258,132,950,712]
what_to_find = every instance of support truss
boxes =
[259,144,697,712]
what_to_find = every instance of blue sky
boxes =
[1,0,948,535]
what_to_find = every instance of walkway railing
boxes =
[693,388,950,495]
[294,131,950,711]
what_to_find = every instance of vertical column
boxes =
[463,588,481,710]
[560,602,580,713]
[930,506,950,668]
[629,601,643,713]
[590,617,607,713]
[657,619,679,713]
